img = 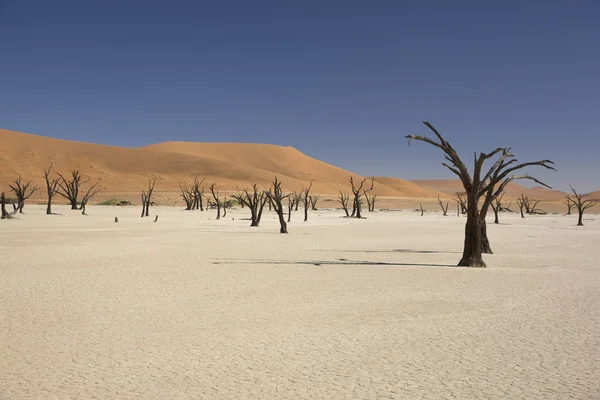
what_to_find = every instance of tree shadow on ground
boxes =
[212,258,459,268]
[310,248,461,255]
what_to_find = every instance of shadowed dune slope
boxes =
[1,128,443,198]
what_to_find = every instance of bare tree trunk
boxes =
[492,204,499,224]
[458,193,486,267]
[577,210,584,226]
[1,193,7,219]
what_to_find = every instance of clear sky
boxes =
[1,1,598,192]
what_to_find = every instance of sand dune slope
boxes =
[0,128,440,198]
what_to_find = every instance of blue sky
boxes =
[1,1,599,191]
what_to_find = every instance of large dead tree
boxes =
[302,180,313,222]
[8,177,38,214]
[265,177,290,234]
[437,195,449,216]
[141,178,156,218]
[338,192,350,217]
[57,169,89,210]
[232,184,268,226]
[209,183,221,220]
[79,181,102,215]
[43,165,60,215]
[407,121,555,267]
[566,186,598,226]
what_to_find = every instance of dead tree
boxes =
[309,194,320,211]
[192,177,205,210]
[178,182,195,210]
[362,177,376,212]
[566,186,598,226]
[456,193,467,214]
[490,192,511,224]
[419,203,424,216]
[407,121,555,267]
[57,169,89,210]
[1,193,7,219]
[80,181,102,215]
[293,192,302,211]
[265,177,290,234]
[562,196,575,215]
[516,196,526,218]
[287,195,294,222]
[437,195,449,216]
[8,177,38,214]
[350,177,371,218]
[338,192,350,217]
[141,178,156,218]
[302,180,313,222]
[209,183,221,220]
[232,185,268,226]
[43,165,60,215]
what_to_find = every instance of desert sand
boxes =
[2,205,599,399]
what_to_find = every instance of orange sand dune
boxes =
[0,128,444,199]
[412,179,567,201]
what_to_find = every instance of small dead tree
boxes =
[437,195,449,216]
[350,177,373,218]
[490,192,511,224]
[80,181,102,215]
[566,186,598,226]
[209,183,221,220]
[562,196,575,215]
[302,180,313,222]
[419,203,424,216]
[192,177,205,211]
[9,177,38,214]
[287,195,294,222]
[1,193,7,219]
[338,192,350,217]
[406,121,555,267]
[141,178,156,218]
[57,169,89,210]
[44,165,60,215]
[265,177,290,234]
[293,192,302,211]
[232,184,268,227]
[516,196,526,218]
[455,193,467,214]
[178,181,195,210]
[309,194,320,211]
[362,177,376,212]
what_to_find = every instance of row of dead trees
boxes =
[1,166,102,219]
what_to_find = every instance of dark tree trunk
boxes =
[1,193,7,219]
[70,199,78,210]
[278,211,288,233]
[577,210,584,226]
[492,204,499,224]
[46,198,53,215]
[304,201,308,222]
[458,193,486,267]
